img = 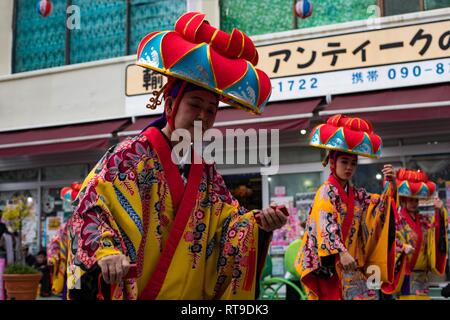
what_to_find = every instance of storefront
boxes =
[0,164,90,254]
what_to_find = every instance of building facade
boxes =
[0,1,449,284]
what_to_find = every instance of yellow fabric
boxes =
[158,203,259,299]
[363,195,393,282]
[47,224,69,296]
[66,134,264,300]
[389,207,448,296]
[398,295,431,300]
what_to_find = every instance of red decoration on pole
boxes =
[37,0,53,18]
[294,0,314,19]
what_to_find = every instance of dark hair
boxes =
[37,249,47,257]
[322,150,357,167]
[164,77,219,101]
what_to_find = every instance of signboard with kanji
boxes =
[260,19,450,101]
[259,20,450,78]
[125,65,167,116]
[126,65,166,96]
[125,19,450,114]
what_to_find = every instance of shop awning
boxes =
[118,116,160,137]
[214,98,321,132]
[118,98,322,136]
[0,119,129,158]
[319,84,450,123]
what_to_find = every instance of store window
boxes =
[0,164,89,251]
[269,171,320,234]
[0,168,39,183]
[353,161,403,194]
[402,133,450,146]
[0,190,39,254]
[41,164,86,181]
[223,174,262,211]
[279,146,322,165]
[40,187,67,248]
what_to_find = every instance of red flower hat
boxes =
[396,168,436,199]
[136,12,272,114]
[309,114,382,158]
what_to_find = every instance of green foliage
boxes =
[4,263,39,275]
[1,195,33,233]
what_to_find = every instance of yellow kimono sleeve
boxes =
[66,180,129,291]
[362,183,395,284]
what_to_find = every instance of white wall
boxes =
[187,0,220,28]
[0,0,13,76]
[0,57,132,131]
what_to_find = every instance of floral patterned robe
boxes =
[382,206,448,298]
[66,127,269,300]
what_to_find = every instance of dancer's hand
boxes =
[382,164,395,181]
[339,251,357,271]
[98,254,130,284]
[403,244,414,255]
[254,206,288,232]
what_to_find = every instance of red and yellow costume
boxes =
[66,12,273,300]
[295,115,396,300]
[382,168,448,299]
[47,182,80,298]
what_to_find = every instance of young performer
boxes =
[382,168,448,299]
[66,12,287,300]
[295,114,397,300]
[47,183,79,299]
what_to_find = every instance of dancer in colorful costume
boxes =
[66,12,287,300]
[295,114,397,300]
[48,223,70,298]
[47,182,80,299]
[381,168,448,299]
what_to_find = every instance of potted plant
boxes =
[1,195,41,300]
[3,263,41,300]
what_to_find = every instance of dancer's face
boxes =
[331,154,358,182]
[166,90,218,136]
[401,197,419,213]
